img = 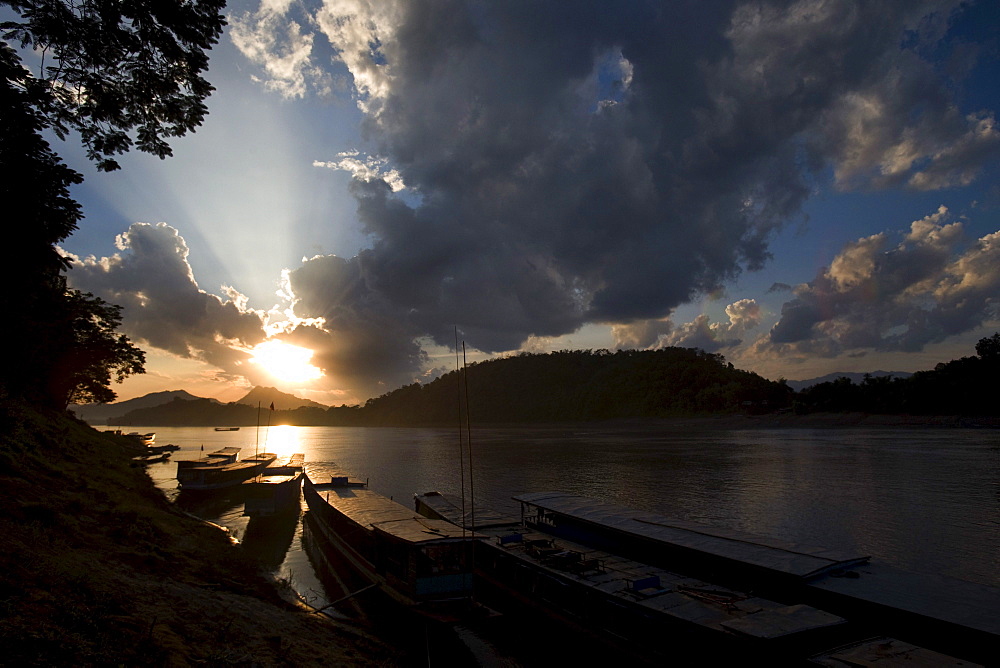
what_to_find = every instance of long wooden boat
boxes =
[243,454,305,518]
[303,471,481,618]
[214,427,240,431]
[514,491,999,664]
[415,491,985,665]
[175,447,277,490]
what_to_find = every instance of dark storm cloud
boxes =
[757,207,1000,357]
[64,223,266,375]
[282,252,428,397]
[229,0,998,388]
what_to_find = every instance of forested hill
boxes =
[365,348,790,424]
[111,348,792,426]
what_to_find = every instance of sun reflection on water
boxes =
[255,424,303,460]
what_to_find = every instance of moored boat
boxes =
[214,427,240,431]
[415,491,986,665]
[243,454,305,518]
[303,470,480,618]
[125,431,156,446]
[514,491,998,664]
[176,447,277,490]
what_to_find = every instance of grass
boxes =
[0,397,396,666]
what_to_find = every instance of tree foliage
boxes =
[1,0,226,170]
[794,333,1000,417]
[1,0,226,408]
[51,291,146,407]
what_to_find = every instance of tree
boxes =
[975,332,1000,361]
[2,0,227,170]
[1,0,225,408]
[48,291,147,408]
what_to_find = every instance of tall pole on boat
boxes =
[455,327,467,539]
[463,341,476,535]
[264,402,273,451]
[255,401,261,457]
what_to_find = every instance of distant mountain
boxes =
[70,390,214,424]
[785,371,912,392]
[234,386,328,410]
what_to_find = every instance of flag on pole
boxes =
[269,402,274,410]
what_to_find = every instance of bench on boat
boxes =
[627,575,670,598]
[567,555,606,575]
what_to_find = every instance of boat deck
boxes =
[317,485,476,543]
[177,446,241,468]
[515,491,869,581]
[254,453,305,478]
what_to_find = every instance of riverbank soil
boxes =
[0,401,397,666]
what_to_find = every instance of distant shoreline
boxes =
[589,413,1000,431]
[94,413,1000,430]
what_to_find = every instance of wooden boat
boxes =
[415,491,986,665]
[125,431,156,446]
[175,447,277,490]
[214,427,240,431]
[243,454,305,518]
[303,470,480,617]
[514,491,998,664]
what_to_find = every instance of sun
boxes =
[248,340,323,383]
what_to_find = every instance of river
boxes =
[142,424,998,594]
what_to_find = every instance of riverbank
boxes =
[443,412,1000,436]
[0,401,396,665]
[583,412,1000,431]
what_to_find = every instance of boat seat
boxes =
[497,533,524,547]
[627,575,670,598]
[568,557,606,575]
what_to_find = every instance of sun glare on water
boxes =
[249,340,322,383]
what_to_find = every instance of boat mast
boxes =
[463,341,476,535]
[255,401,261,458]
[455,327,467,538]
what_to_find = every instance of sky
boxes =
[57,0,1000,406]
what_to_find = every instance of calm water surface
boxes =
[142,424,1000,608]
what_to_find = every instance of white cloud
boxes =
[612,299,762,352]
[314,151,405,191]
[758,206,1000,357]
[230,5,331,98]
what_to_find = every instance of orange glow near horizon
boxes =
[248,340,323,384]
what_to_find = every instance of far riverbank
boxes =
[595,412,1000,431]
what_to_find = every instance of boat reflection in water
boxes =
[240,454,305,571]
[241,509,299,573]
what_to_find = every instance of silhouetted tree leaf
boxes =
[2,0,226,170]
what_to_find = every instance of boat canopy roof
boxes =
[209,447,241,456]
[324,487,480,544]
[514,491,869,580]
[374,517,481,544]
[416,491,519,529]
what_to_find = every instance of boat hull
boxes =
[303,473,479,617]
[176,452,277,490]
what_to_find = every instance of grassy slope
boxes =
[0,400,395,666]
